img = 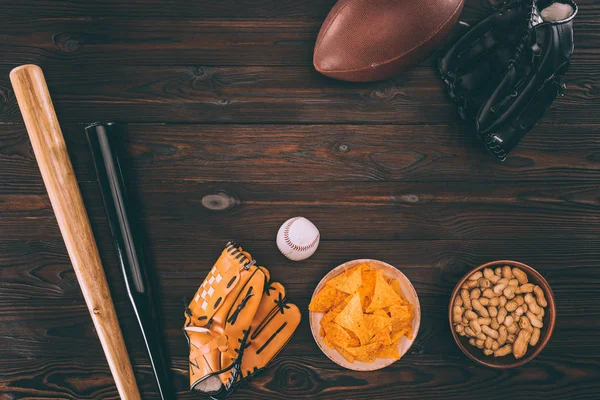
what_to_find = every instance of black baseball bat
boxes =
[86,122,174,400]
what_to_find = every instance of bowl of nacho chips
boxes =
[308,259,420,370]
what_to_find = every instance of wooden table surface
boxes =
[1,0,599,399]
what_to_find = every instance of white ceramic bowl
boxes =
[309,259,421,371]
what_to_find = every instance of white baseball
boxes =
[276,217,320,261]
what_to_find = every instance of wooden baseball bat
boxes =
[10,65,141,400]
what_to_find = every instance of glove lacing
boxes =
[508,0,547,65]
[490,1,545,115]
[227,287,255,325]
[274,292,291,314]
[482,134,508,162]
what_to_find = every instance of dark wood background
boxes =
[1,0,599,399]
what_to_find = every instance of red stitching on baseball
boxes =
[283,217,319,252]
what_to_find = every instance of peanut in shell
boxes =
[513,329,532,359]
[512,268,528,285]
[494,344,512,357]
[533,286,548,307]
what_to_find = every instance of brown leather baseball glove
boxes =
[184,242,301,398]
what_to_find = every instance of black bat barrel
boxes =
[86,122,174,400]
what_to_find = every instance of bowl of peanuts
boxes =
[449,260,556,368]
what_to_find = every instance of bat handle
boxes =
[10,65,141,400]
[86,122,174,400]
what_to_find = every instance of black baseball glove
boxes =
[439,0,578,161]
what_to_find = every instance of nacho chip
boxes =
[364,313,392,339]
[322,309,339,324]
[323,321,354,348]
[320,318,330,331]
[366,273,405,312]
[332,304,346,314]
[372,309,389,318]
[344,342,382,363]
[391,328,408,344]
[326,266,362,294]
[335,345,355,363]
[363,297,372,311]
[389,304,414,342]
[358,264,378,302]
[388,278,401,295]
[333,289,350,307]
[339,327,360,347]
[353,263,371,275]
[370,328,393,346]
[323,334,335,349]
[309,285,338,312]
[321,321,332,347]
[389,279,409,304]
[341,292,354,305]
[334,293,370,345]
[390,304,414,328]
[330,293,353,314]
[376,343,400,359]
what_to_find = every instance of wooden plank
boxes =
[0,124,599,184]
[2,353,599,400]
[0,10,597,68]
[1,181,599,241]
[0,0,337,19]
[0,58,597,124]
[0,0,470,19]
[0,0,595,21]
[0,18,318,67]
[0,65,454,124]
[1,355,599,400]
[1,239,599,398]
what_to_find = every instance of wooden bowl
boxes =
[309,259,421,371]
[449,260,556,368]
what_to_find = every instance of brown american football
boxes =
[313,0,465,82]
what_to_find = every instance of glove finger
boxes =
[258,265,271,283]
[255,282,284,326]
[242,302,301,379]
[440,7,508,78]
[239,281,301,380]
[480,74,563,161]
[186,242,253,327]
[477,66,521,133]
[218,267,267,387]
[441,1,531,85]
[456,32,498,68]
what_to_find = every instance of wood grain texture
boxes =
[1,0,599,398]
[0,55,598,124]
[1,355,599,400]
[0,0,596,20]
[0,10,597,68]
[1,180,599,241]
[0,0,337,19]
[0,123,599,184]
[0,0,488,19]
[9,65,140,400]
